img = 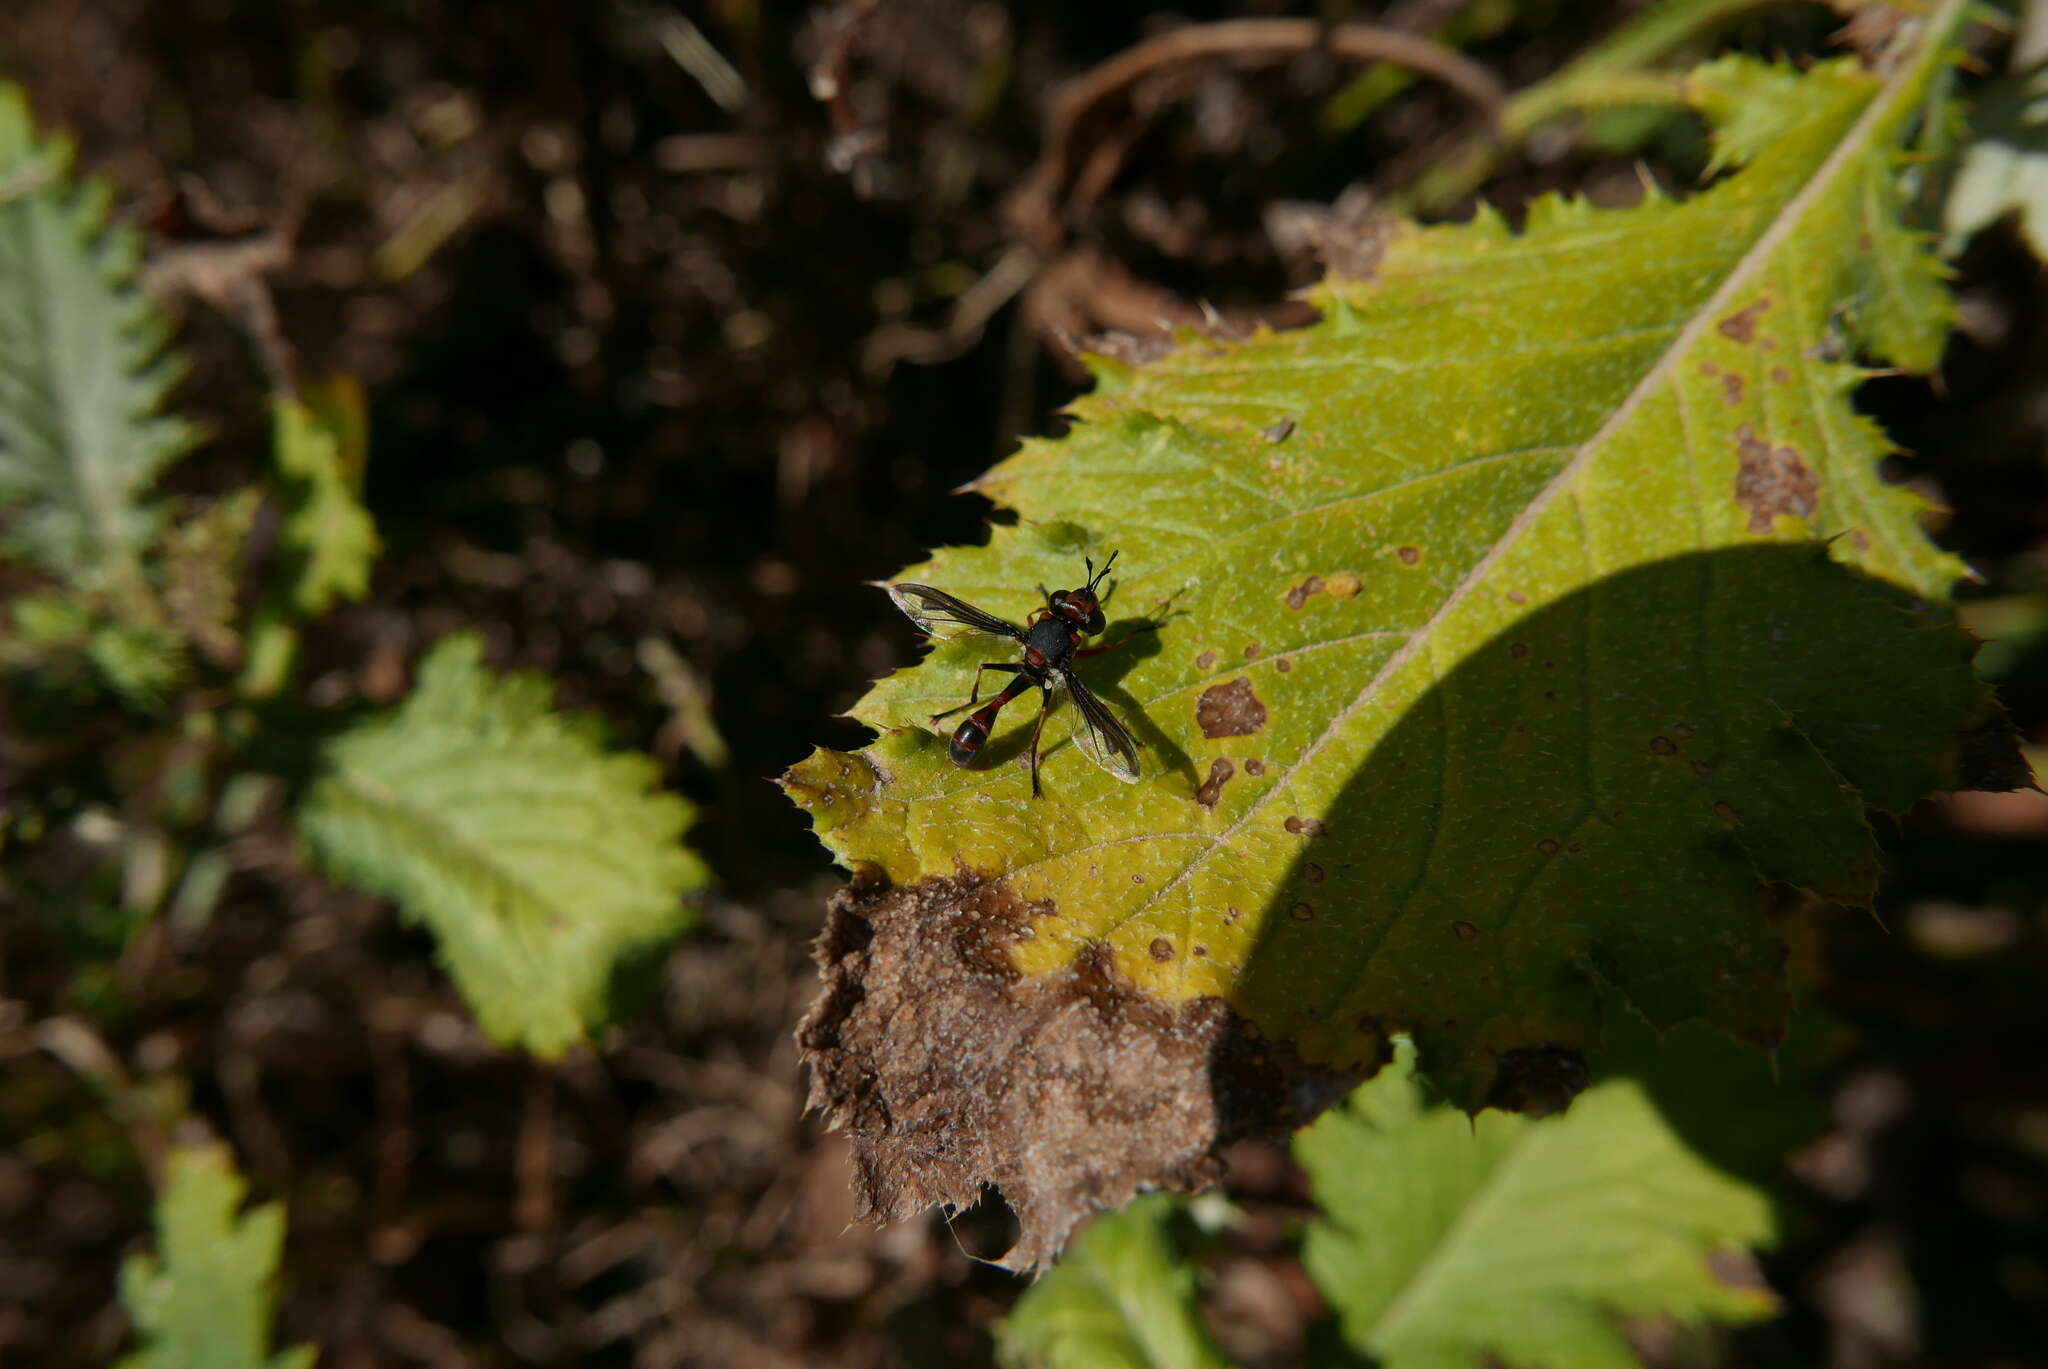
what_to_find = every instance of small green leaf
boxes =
[1299,1040,1773,1369]
[162,491,259,666]
[0,84,198,594]
[788,10,1991,1101]
[297,634,706,1054]
[271,376,378,617]
[1946,62,2048,261]
[116,1143,316,1369]
[998,1193,1230,1369]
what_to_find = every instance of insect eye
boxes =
[1084,606,1106,634]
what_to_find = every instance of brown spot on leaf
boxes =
[1262,417,1296,444]
[1195,758,1236,809]
[1244,758,1266,776]
[1197,678,1268,738]
[1715,801,1739,820]
[1149,937,1175,962]
[1847,529,1870,551]
[1717,296,1772,344]
[1770,366,1791,386]
[1721,372,1746,407]
[1734,423,1819,533]
[1325,572,1360,599]
[1672,723,1697,739]
[798,876,1360,1272]
[1244,642,1262,659]
[1195,650,1217,671]
[1284,816,1328,837]
[1649,735,1677,755]
[1302,863,1325,884]
[1691,760,1714,777]
[1193,944,1209,957]
[1507,590,1527,605]
[1396,545,1420,565]
[1699,360,1719,376]
[1537,838,1560,856]
[1510,643,1529,660]
[1289,903,1315,921]
[1452,920,1479,942]
[1285,575,1325,610]
[1276,657,1292,673]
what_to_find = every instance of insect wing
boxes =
[1062,670,1143,783]
[887,583,1022,640]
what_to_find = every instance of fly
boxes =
[887,552,1144,796]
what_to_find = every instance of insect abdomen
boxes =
[949,718,988,766]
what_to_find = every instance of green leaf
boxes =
[787,10,1991,1101]
[0,84,198,593]
[271,375,378,616]
[116,1142,317,1369]
[162,491,259,666]
[297,634,706,1054]
[998,1193,1230,1369]
[1298,1039,1773,1369]
[1946,62,2048,260]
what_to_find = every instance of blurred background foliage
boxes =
[4,0,2048,1365]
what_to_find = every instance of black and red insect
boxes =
[888,553,1143,796]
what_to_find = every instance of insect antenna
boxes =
[1086,549,1118,594]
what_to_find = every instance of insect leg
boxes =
[929,662,1026,723]
[1025,682,1054,798]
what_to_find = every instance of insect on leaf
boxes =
[298,633,706,1055]
[116,1143,317,1369]
[787,3,2003,1265]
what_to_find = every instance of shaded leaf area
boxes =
[1298,1038,1772,1369]
[0,83,196,592]
[997,1193,1228,1369]
[298,634,706,1055]
[116,1143,315,1369]
[792,14,1994,1126]
[802,545,1981,1267]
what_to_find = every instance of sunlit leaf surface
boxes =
[300,634,706,1054]
[116,1144,316,1369]
[1299,1039,1773,1369]
[790,7,1988,1098]
[0,84,197,592]
[997,1193,1230,1369]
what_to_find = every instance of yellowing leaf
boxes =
[1299,1040,1773,1369]
[790,9,1994,1108]
[298,634,705,1055]
[116,1143,316,1369]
